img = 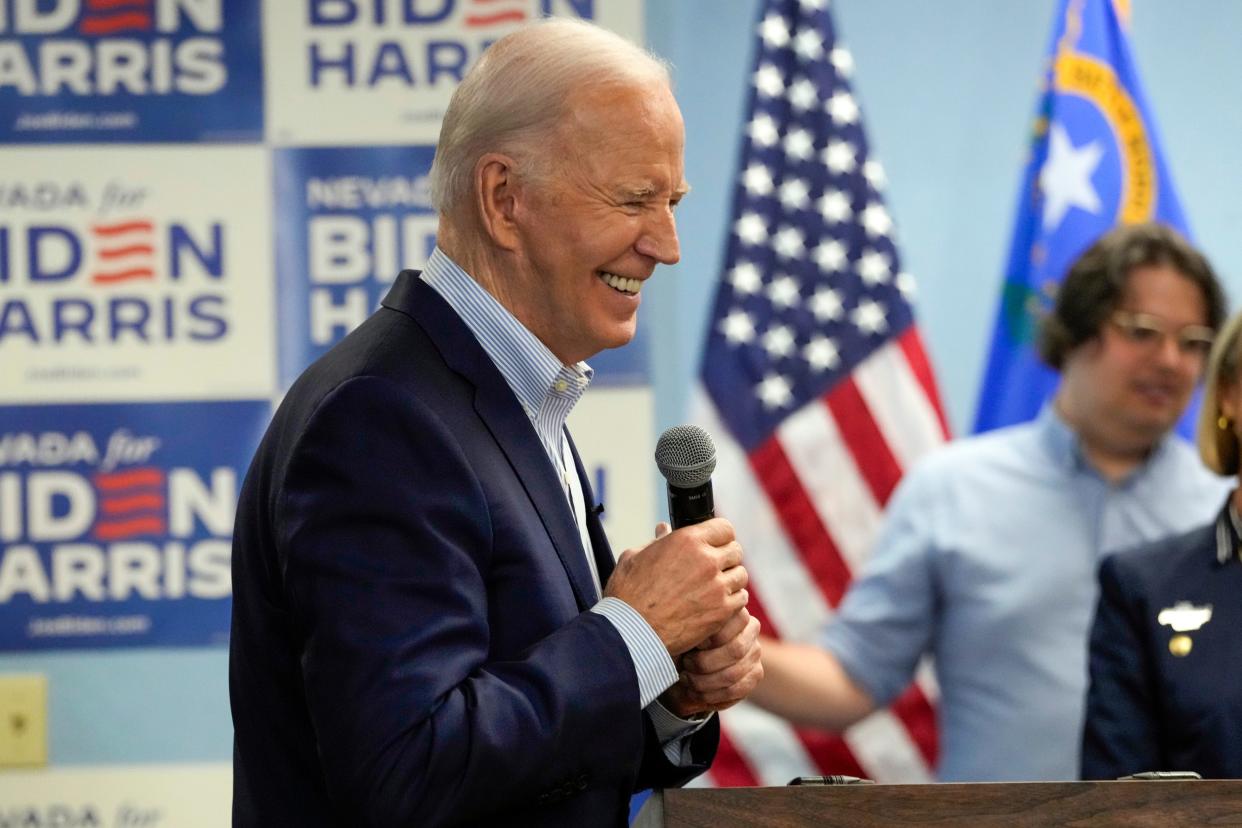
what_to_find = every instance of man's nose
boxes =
[635,209,680,265]
[1154,331,1187,368]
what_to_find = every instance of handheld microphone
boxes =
[654,425,717,529]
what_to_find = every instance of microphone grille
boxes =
[654,425,717,489]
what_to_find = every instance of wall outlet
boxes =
[0,674,48,768]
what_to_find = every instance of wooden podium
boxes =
[634,780,1242,827]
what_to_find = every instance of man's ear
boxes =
[474,153,523,251]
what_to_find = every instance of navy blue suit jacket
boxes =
[230,271,717,826]
[1082,509,1242,779]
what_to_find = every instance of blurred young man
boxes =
[750,223,1227,781]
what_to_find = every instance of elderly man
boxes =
[230,20,762,827]
[750,223,1229,781]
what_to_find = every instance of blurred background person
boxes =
[749,223,1229,781]
[1082,308,1242,780]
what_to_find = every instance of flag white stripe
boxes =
[720,704,819,786]
[843,709,934,783]
[692,389,833,642]
[853,342,947,469]
[777,397,884,578]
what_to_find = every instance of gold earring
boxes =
[1219,415,1231,431]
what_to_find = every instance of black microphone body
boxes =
[654,425,717,529]
[666,478,715,529]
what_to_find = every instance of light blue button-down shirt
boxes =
[420,248,688,728]
[824,405,1229,781]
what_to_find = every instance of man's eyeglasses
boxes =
[1109,310,1215,358]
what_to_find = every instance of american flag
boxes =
[692,0,948,785]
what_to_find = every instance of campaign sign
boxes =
[274,144,649,386]
[0,146,273,403]
[275,144,439,385]
[265,0,643,145]
[0,400,269,650]
[0,0,263,143]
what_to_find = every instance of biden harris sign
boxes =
[0,401,269,649]
[0,0,263,143]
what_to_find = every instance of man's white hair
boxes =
[429,17,672,217]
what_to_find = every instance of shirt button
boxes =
[554,380,568,392]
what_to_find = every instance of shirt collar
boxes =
[420,247,593,417]
[1214,493,1242,565]
[1036,403,1178,486]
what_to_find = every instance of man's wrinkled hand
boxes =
[604,518,748,657]
[661,608,763,717]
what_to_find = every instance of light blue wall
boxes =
[8,0,1242,767]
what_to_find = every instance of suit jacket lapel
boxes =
[567,431,616,587]
[383,272,600,610]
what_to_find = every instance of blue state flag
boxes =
[973,0,1192,434]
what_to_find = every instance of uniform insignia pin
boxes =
[1157,601,1213,632]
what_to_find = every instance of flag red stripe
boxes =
[823,379,903,507]
[80,13,151,35]
[749,436,851,606]
[97,244,154,259]
[99,494,164,515]
[94,517,166,540]
[898,328,952,439]
[795,727,869,779]
[710,727,763,787]
[95,468,163,490]
[889,683,939,767]
[92,221,153,236]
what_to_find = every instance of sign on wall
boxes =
[265,0,642,144]
[0,400,269,650]
[0,0,264,143]
[0,0,650,657]
[0,147,274,404]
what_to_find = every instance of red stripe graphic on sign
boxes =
[91,217,156,285]
[92,268,155,284]
[95,517,166,540]
[97,244,154,260]
[464,0,525,27]
[465,11,525,26]
[80,12,153,35]
[99,494,164,515]
[86,0,149,8]
[92,221,154,236]
[94,466,166,541]
[95,468,163,491]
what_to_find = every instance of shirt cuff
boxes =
[591,596,679,708]
[648,699,714,764]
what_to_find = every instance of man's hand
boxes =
[661,608,763,717]
[604,518,748,658]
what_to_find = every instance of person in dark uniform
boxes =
[1082,308,1242,779]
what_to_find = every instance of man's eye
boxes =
[1182,336,1215,355]
[1129,325,1160,341]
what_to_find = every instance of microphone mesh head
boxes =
[654,425,717,488]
